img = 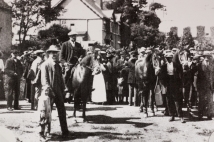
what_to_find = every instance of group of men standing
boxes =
[3,29,214,135]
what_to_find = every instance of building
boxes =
[0,0,12,52]
[52,0,122,49]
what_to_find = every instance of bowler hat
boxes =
[46,45,60,52]
[106,53,113,58]
[68,30,77,36]
[129,50,138,56]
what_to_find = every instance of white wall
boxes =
[88,19,103,44]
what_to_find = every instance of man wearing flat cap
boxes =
[60,30,85,93]
[161,52,185,123]
[28,50,45,110]
[5,50,23,110]
[41,45,69,136]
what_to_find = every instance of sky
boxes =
[4,0,214,36]
[146,0,214,36]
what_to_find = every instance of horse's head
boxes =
[177,49,190,72]
[151,49,162,76]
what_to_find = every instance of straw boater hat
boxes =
[46,45,60,52]
[165,52,173,58]
[163,49,171,56]
[34,50,44,55]
[68,30,77,36]
[139,47,146,53]
[172,48,177,52]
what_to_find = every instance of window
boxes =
[61,20,66,25]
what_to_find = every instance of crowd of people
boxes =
[0,30,214,139]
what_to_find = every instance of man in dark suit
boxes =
[197,53,213,120]
[161,52,185,123]
[41,45,69,136]
[5,50,23,110]
[60,30,85,93]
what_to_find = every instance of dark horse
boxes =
[135,49,161,117]
[70,55,93,122]
[172,49,191,104]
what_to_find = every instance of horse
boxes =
[71,55,94,122]
[135,49,161,117]
[173,49,191,100]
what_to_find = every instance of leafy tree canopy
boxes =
[12,0,62,45]
[105,0,166,48]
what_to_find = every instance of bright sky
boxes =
[5,0,214,36]
[147,0,214,36]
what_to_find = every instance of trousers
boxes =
[7,78,20,109]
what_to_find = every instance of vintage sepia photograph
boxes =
[0,0,214,141]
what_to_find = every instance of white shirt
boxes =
[31,56,43,84]
[70,40,75,47]
[0,59,4,72]
[167,62,174,75]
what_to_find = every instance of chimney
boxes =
[95,0,103,10]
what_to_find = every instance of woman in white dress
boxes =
[0,51,5,100]
[91,50,107,103]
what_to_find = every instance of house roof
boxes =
[102,10,114,19]
[53,0,107,18]
[80,0,106,18]
[0,0,11,10]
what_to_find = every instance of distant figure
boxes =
[91,49,107,103]
[0,51,5,100]
[5,50,23,110]
[37,86,52,139]
[28,50,45,110]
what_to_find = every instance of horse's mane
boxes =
[145,52,153,63]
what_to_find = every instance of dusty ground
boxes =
[0,100,213,142]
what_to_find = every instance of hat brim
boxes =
[46,50,60,52]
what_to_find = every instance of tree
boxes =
[131,2,165,48]
[12,0,62,45]
[37,24,70,50]
[165,27,180,50]
[106,1,165,48]
[181,27,195,48]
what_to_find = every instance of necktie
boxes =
[53,62,61,91]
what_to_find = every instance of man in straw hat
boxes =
[5,50,23,110]
[60,30,85,93]
[41,45,69,136]
[28,50,45,110]
[161,52,185,123]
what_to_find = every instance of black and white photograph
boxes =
[0,0,214,141]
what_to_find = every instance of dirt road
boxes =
[0,100,213,142]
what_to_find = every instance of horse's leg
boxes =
[150,89,156,116]
[82,102,86,122]
[142,89,149,117]
[73,101,76,118]
[139,90,143,112]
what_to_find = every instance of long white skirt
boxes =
[91,72,107,103]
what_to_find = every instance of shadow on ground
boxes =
[48,131,127,141]
[86,115,152,128]
[64,105,122,112]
